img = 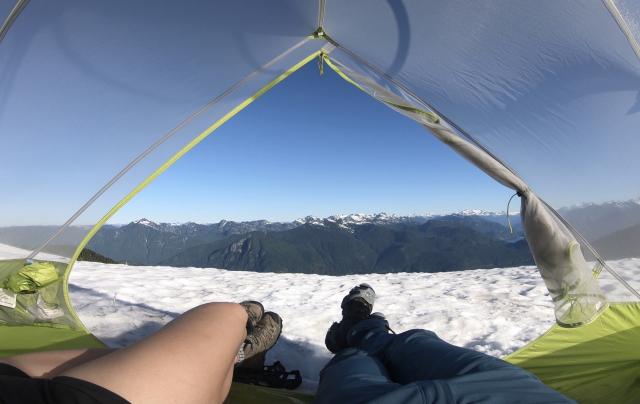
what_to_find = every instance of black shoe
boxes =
[243,312,283,360]
[325,284,375,353]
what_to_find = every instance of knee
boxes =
[197,301,243,312]
[409,329,437,337]
[191,302,247,323]
[393,329,439,345]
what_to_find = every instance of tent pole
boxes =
[602,0,640,62]
[317,0,326,31]
[0,0,29,44]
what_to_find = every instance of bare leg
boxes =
[0,349,115,378]
[60,302,247,404]
[221,362,235,398]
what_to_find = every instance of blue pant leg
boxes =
[363,372,573,404]
[318,319,572,403]
[378,330,573,403]
[314,348,401,404]
[381,329,510,383]
[438,366,575,403]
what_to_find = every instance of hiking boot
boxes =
[341,283,375,318]
[325,284,376,354]
[240,300,264,333]
[243,311,283,360]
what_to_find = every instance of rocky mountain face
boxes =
[558,199,640,240]
[593,223,640,260]
[160,218,532,274]
[558,199,640,259]
[84,212,530,274]
[2,198,637,271]
[87,218,297,265]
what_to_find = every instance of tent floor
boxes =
[507,301,640,404]
[0,325,105,357]
[226,383,313,403]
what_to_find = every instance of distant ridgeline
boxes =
[2,199,638,275]
[85,213,533,274]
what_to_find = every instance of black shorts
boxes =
[0,363,129,404]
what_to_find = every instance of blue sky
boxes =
[110,62,512,224]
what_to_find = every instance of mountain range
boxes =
[1,199,637,274]
[159,217,531,274]
[83,211,529,274]
[558,199,640,259]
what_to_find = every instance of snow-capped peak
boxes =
[128,208,519,231]
[457,209,492,216]
[133,218,158,227]
[294,212,437,230]
[453,209,515,217]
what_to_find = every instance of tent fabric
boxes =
[507,302,640,403]
[226,383,313,404]
[1,0,639,401]
[0,259,84,330]
[4,261,58,293]
[0,325,104,357]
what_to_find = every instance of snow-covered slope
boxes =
[0,242,67,262]
[67,258,639,391]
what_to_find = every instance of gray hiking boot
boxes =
[240,300,264,333]
[243,311,283,360]
[325,284,376,353]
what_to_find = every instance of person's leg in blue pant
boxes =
[345,317,573,403]
[316,285,574,404]
[314,346,400,404]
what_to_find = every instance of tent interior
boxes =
[1,1,640,402]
